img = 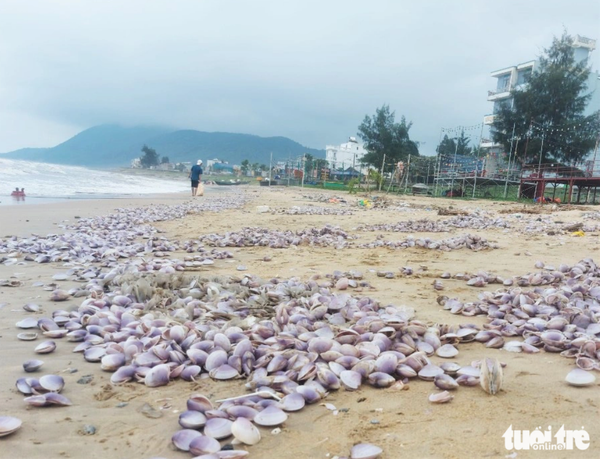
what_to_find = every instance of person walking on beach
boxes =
[189,160,203,196]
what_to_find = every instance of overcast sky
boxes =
[1,0,598,155]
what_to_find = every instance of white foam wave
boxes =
[0,158,187,197]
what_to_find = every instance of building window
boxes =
[496,74,510,92]
[517,69,531,85]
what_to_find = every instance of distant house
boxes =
[326,137,367,169]
[131,158,142,168]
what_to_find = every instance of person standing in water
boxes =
[188,160,203,196]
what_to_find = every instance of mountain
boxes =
[1,125,325,167]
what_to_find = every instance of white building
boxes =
[482,35,598,154]
[325,137,367,169]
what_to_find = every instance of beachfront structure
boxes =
[325,137,367,170]
[482,35,598,153]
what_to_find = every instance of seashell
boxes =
[434,373,459,390]
[295,386,322,404]
[456,374,479,386]
[23,303,41,312]
[83,347,106,362]
[34,340,56,354]
[181,365,202,381]
[110,366,136,384]
[209,364,239,381]
[187,394,214,413]
[0,416,22,437]
[254,406,288,427]
[23,359,44,373]
[189,435,221,456]
[16,378,34,395]
[479,358,503,395]
[280,393,305,412]
[203,417,233,439]
[178,410,207,429]
[367,372,396,388]
[172,429,202,451]
[226,405,259,420]
[100,353,126,371]
[231,417,261,445]
[39,375,65,393]
[428,391,453,403]
[351,443,383,459]
[50,290,70,301]
[145,364,170,388]
[16,318,39,329]
[439,362,461,375]
[435,344,458,358]
[17,332,38,341]
[44,392,72,406]
[418,364,443,381]
[565,368,596,387]
[340,370,362,391]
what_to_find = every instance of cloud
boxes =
[0,0,598,153]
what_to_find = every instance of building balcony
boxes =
[487,88,511,101]
[483,114,496,125]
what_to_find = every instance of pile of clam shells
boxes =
[358,234,496,251]
[356,212,510,233]
[440,259,600,380]
[170,392,383,458]
[12,269,513,456]
[199,225,354,249]
[0,192,248,266]
[272,206,355,216]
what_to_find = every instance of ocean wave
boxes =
[0,158,187,197]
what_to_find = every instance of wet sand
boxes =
[1,186,599,459]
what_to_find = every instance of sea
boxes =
[0,158,189,206]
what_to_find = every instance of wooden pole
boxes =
[378,154,386,192]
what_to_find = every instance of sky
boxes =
[0,0,599,155]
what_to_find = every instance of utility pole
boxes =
[269,152,273,187]
[378,154,386,192]
[450,138,459,195]
[301,154,305,188]
[503,125,517,199]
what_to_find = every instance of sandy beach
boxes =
[1,186,599,459]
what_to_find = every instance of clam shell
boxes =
[34,340,56,354]
[351,443,383,459]
[178,410,207,429]
[280,393,305,412]
[39,374,65,393]
[189,435,221,455]
[340,370,362,391]
[17,332,38,341]
[172,429,202,451]
[231,417,261,445]
[23,359,44,373]
[0,416,22,437]
[253,406,288,427]
[480,358,503,395]
[203,417,233,440]
[16,318,39,329]
[565,368,596,387]
[429,391,453,403]
[145,364,170,388]
[187,394,214,413]
[435,344,458,358]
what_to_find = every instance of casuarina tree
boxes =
[493,32,600,165]
[358,105,419,173]
[140,145,159,168]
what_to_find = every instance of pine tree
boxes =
[357,105,419,173]
[493,32,600,165]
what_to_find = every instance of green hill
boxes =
[1,125,324,167]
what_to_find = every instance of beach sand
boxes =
[1,186,599,459]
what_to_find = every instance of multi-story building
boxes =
[482,35,599,156]
[325,137,367,169]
